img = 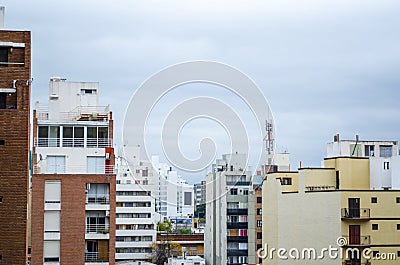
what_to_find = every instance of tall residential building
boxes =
[0,9,31,264]
[31,78,116,264]
[195,181,206,207]
[262,136,400,265]
[115,154,157,262]
[205,153,255,265]
[152,156,194,219]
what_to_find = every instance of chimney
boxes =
[334,133,340,142]
[0,7,4,29]
[356,134,359,142]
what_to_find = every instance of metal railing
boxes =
[35,104,110,122]
[86,194,110,205]
[342,235,371,246]
[34,137,112,148]
[86,224,110,234]
[85,252,108,262]
[341,208,370,219]
[33,164,115,174]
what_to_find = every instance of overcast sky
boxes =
[2,0,400,183]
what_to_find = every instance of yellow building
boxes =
[262,157,400,265]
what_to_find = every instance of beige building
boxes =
[262,153,400,265]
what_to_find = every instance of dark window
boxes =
[0,140,4,146]
[230,189,238,195]
[257,232,262,239]
[380,145,392,157]
[44,257,60,262]
[371,197,377,203]
[0,47,8,66]
[397,197,400,203]
[372,251,379,258]
[282,178,292,185]
[398,251,400,258]
[257,244,262,250]
[372,224,379,230]
[0,196,2,203]
[243,189,249,195]
[257,197,262,203]
[184,192,192,206]
[365,145,375,157]
[257,220,262,227]
[397,224,400,230]
[0,254,2,260]
[0,93,6,109]
[384,162,390,170]
[257,208,262,215]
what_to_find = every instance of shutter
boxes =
[44,211,60,232]
[43,240,60,258]
[45,181,61,203]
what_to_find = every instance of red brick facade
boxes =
[0,30,31,265]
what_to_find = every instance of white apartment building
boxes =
[205,153,255,265]
[152,156,194,219]
[115,154,158,262]
[327,133,400,189]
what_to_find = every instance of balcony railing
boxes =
[33,165,115,174]
[341,208,370,220]
[343,261,370,265]
[227,208,248,215]
[35,104,110,122]
[86,224,110,234]
[227,236,248,242]
[226,181,251,186]
[34,138,112,148]
[342,235,371,247]
[227,249,248,256]
[86,194,110,205]
[85,252,108,262]
[227,222,248,229]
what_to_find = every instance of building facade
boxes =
[205,153,255,265]
[262,136,400,265]
[31,78,116,265]
[115,155,157,262]
[0,10,31,264]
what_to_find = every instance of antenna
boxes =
[265,120,274,165]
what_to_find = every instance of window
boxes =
[43,240,60,262]
[44,181,61,203]
[87,156,105,174]
[398,251,400,258]
[384,162,390,170]
[257,232,262,239]
[257,208,262,215]
[372,224,379,230]
[189,246,198,251]
[116,180,121,184]
[230,189,238,195]
[142,169,148,177]
[371,197,377,203]
[257,197,262,203]
[46,156,65,174]
[0,93,5,109]
[257,220,262,227]
[0,254,2,260]
[243,189,249,195]
[184,192,192,206]
[81,89,97,94]
[397,197,400,203]
[257,244,262,250]
[0,47,8,65]
[0,139,4,145]
[44,211,60,232]
[397,224,400,230]
[380,145,392,157]
[282,178,292,185]
[0,196,2,203]
[365,145,375,157]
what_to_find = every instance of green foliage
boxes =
[177,228,191,234]
[157,220,173,233]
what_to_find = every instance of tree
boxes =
[151,221,181,264]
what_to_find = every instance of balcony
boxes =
[341,208,370,220]
[227,249,248,256]
[86,224,110,234]
[33,165,115,175]
[87,194,110,204]
[343,261,370,265]
[226,181,251,186]
[342,235,371,247]
[227,222,248,229]
[227,236,248,242]
[227,208,248,215]
[34,138,112,148]
[36,104,110,122]
[85,252,108,263]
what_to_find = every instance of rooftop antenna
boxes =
[265,120,274,165]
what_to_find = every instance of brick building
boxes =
[0,8,31,264]
[31,78,116,264]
